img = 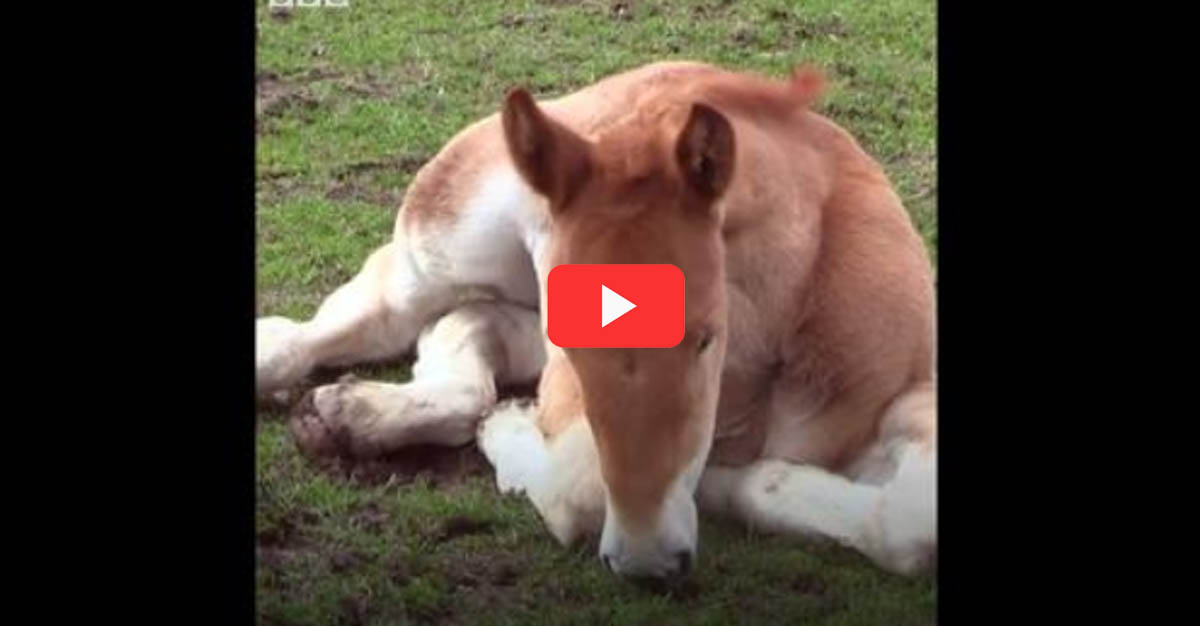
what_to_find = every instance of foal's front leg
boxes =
[478,400,607,546]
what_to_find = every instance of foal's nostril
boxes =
[675,551,693,576]
[602,554,614,573]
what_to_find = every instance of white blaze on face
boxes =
[597,414,715,579]
[593,316,726,579]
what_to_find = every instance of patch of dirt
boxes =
[834,62,859,80]
[349,501,391,531]
[260,153,429,206]
[811,591,850,618]
[257,66,397,138]
[441,551,525,592]
[664,578,703,601]
[257,149,431,206]
[767,7,792,21]
[790,16,851,41]
[303,67,344,83]
[499,14,530,29]
[256,70,280,91]
[324,180,401,207]
[790,572,829,596]
[404,595,452,623]
[256,71,321,131]
[731,26,757,46]
[690,0,737,19]
[257,509,318,550]
[339,596,372,626]
[536,575,590,602]
[258,167,295,181]
[750,8,853,45]
[820,101,870,122]
[432,515,494,542]
[334,72,394,100]
[256,519,292,548]
[430,552,536,626]
[260,616,307,626]
[330,549,372,572]
[257,546,300,570]
[387,557,414,586]
[313,442,493,488]
[258,76,318,118]
[626,575,703,600]
[332,154,429,180]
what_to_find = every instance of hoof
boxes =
[288,381,390,459]
[290,385,352,459]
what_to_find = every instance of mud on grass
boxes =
[256,439,936,626]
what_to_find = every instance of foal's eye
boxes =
[697,332,714,353]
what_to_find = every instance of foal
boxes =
[257,61,936,579]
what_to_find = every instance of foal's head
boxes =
[502,87,735,579]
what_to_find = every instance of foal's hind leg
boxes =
[289,301,545,458]
[697,385,936,576]
[256,238,453,397]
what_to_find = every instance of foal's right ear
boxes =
[501,88,592,210]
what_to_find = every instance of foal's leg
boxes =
[289,301,545,458]
[697,386,936,576]
[478,399,607,546]
[257,239,454,396]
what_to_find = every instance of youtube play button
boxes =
[600,285,637,327]
[547,264,685,348]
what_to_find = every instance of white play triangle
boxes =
[601,284,637,327]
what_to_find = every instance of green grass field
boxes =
[256,1,937,624]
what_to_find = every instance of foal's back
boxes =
[547,62,936,471]
[397,62,934,474]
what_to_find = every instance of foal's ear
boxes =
[501,87,592,210]
[675,102,736,201]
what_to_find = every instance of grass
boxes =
[256,1,937,624]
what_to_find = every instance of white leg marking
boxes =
[869,443,936,575]
[256,242,451,395]
[699,446,936,575]
[256,316,311,395]
[477,400,548,495]
[699,459,882,554]
[478,407,607,546]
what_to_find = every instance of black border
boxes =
[937,2,1087,620]
[113,0,258,621]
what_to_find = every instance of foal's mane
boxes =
[691,65,827,122]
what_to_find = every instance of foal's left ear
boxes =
[675,103,736,201]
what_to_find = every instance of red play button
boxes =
[547,264,685,348]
